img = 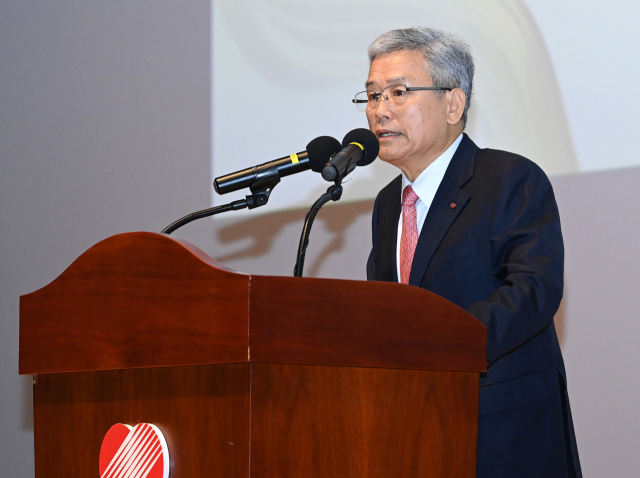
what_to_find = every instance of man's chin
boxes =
[378,152,405,167]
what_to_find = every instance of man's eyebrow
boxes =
[364,77,408,89]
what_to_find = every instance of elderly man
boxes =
[360,28,581,478]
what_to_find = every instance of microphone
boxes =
[214,136,342,195]
[321,128,379,182]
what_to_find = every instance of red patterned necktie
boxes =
[400,185,420,285]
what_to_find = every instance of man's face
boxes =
[365,50,453,172]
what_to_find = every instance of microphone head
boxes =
[342,128,379,166]
[306,136,342,172]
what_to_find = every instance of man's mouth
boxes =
[378,132,400,138]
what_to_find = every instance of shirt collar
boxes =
[401,133,463,203]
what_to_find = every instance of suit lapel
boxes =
[375,176,402,282]
[408,134,478,286]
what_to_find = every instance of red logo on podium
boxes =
[99,423,169,478]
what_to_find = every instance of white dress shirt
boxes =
[396,133,463,282]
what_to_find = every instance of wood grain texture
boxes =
[33,364,250,478]
[249,275,486,372]
[249,363,479,478]
[20,233,485,375]
[20,232,250,374]
[22,233,485,478]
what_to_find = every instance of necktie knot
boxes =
[402,185,419,207]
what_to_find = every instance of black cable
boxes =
[293,184,343,277]
[161,199,247,235]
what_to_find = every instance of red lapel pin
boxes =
[450,203,456,208]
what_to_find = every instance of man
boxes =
[361,28,581,478]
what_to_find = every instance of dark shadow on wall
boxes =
[213,199,375,276]
[214,208,306,263]
[305,200,374,278]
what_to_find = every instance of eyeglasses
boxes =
[352,84,452,112]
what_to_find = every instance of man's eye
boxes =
[367,92,380,101]
[391,87,408,97]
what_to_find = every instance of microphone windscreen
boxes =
[306,136,342,172]
[342,128,379,166]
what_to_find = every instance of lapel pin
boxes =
[450,203,456,208]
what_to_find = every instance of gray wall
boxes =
[0,2,214,475]
[1,1,639,476]
[551,168,640,476]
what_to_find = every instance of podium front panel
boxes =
[249,363,479,478]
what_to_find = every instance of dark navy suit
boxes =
[367,134,581,477]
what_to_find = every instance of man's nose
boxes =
[373,96,393,118]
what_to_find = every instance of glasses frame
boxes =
[352,85,453,111]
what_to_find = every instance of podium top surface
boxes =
[19,232,486,375]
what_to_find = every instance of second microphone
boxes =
[321,128,380,182]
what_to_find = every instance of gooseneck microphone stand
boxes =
[293,181,343,277]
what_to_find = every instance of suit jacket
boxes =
[367,134,581,478]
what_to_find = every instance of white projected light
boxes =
[211,0,618,213]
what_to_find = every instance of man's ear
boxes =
[447,88,466,125]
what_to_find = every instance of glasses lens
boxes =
[387,85,409,105]
[353,85,412,112]
[353,91,369,112]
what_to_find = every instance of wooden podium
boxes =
[19,232,486,477]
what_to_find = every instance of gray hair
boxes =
[368,27,474,125]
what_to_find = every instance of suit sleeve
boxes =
[467,160,564,365]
